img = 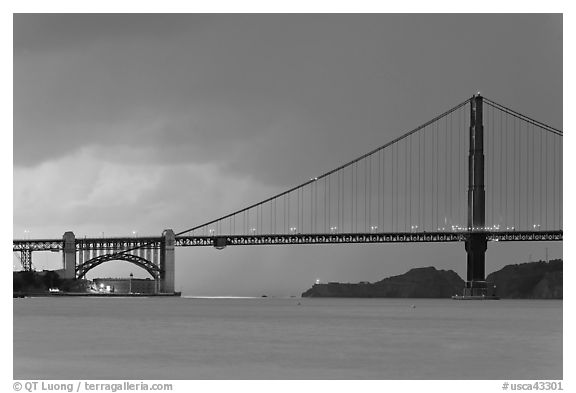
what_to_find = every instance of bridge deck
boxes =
[13,230,562,251]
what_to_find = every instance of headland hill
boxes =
[301,259,562,299]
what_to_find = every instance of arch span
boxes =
[76,253,161,279]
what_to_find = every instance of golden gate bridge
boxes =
[13,94,563,296]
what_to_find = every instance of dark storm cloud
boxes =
[13,14,207,53]
[15,14,561,188]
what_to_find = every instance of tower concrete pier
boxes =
[160,229,175,293]
[62,231,76,279]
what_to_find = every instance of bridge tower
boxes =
[62,231,76,279]
[160,229,175,293]
[464,94,488,296]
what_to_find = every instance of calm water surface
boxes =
[13,297,562,379]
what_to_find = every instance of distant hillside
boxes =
[487,259,562,299]
[301,259,563,299]
[302,267,464,298]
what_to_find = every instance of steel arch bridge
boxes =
[75,253,161,280]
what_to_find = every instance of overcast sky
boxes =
[13,14,562,296]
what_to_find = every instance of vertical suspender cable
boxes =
[505,114,508,228]
[378,149,381,231]
[350,164,353,232]
[423,125,426,230]
[531,122,534,229]
[545,129,548,229]
[328,175,331,231]
[355,161,358,232]
[324,177,327,232]
[442,116,450,228]
[381,153,385,231]
[392,145,395,231]
[436,120,439,230]
[405,139,408,231]
[364,159,367,231]
[513,116,516,229]
[449,111,453,228]
[490,108,494,228]
[312,175,315,232]
[519,120,523,229]
[337,170,340,232]
[339,170,342,231]
[459,108,462,228]
[418,126,421,229]
[368,154,371,230]
[409,135,412,230]
[288,191,291,233]
[540,127,543,229]
[525,121,528,229]
[500,109,503,229]
[396,143,399,232]
[553,135,556,229]
[422,127,432,228]
[517,117,520,229]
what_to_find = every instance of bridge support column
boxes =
[463,94,489,297]
[160,229,175,293]
[464,234,487,296]
[62,231,76,279]
[20,250,33,271]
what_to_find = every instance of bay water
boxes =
[13,297,562,380]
